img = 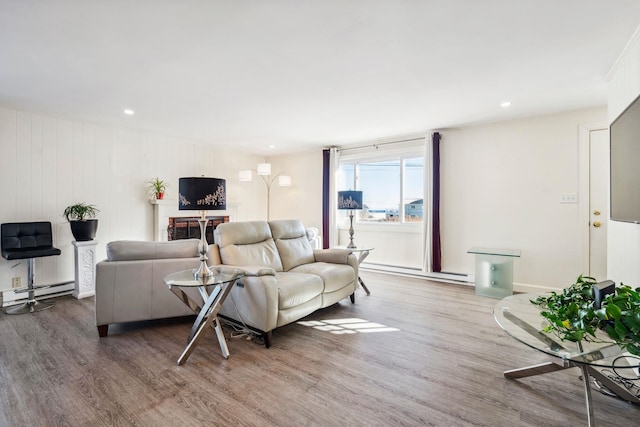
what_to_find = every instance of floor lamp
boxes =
[337,190,363,248]
[239,162,291,221]
[178,177,226,279]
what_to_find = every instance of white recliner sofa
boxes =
[214,219,358,347]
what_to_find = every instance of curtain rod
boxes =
[338,136,426,153]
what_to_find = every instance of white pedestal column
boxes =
[72,240,98,299]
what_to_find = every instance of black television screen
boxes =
[610,93,640,223]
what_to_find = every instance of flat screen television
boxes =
[610,93,640,223]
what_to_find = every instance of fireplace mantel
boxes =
[150,199,239,241]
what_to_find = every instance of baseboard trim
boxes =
[361,265,558,294]
[1,281,75,307]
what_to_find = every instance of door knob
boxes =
[593,210,601,216]
[593,221,601,228]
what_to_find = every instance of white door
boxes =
[588,129,608,280]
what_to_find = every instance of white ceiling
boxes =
[1,1,639,155]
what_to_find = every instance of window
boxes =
[339,155,424,224]
[403,157,424,222]
[359,159,401,222]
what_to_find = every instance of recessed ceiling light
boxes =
[500,101,511,108]
[123,109,135,115]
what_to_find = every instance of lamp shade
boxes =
[337,191,363,210]
[257,163,271,176]
[178,177,226,210]
[238,170,253,181]
[278,175,292,187]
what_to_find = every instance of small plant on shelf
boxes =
[148,177,168,200]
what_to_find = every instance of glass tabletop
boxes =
[468,247,521,257]
[333,246,374,252]
[494,293,640,368]
[164,267,244,288]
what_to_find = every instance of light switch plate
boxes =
[560,193,578,203]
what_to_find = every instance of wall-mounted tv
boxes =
[610,93,640,224]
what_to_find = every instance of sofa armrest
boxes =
[313,248,352,264]
[313,249,359,278]
[219,265,276,277]
[218,267,279,333]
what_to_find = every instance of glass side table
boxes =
[494,293,640,426]
[164,267,244,365]
[468,247,520,298]
[334,246,374,295]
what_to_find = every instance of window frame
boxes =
[338,146,426,229]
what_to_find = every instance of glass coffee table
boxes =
[494,293,640,426]
[164,267,244,365]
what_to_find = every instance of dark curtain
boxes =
[431,132,442,272]
[322,149,330,249]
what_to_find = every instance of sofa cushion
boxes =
[207,244,222,265]
[277,296,322,328]
[214,221,284,271]
[290,262,356,293]
[275,237,315,271]
[106,239,200,261]
[270,219,315,271]
[269,219,307,240]
[219,239,284,271]
[215,221,272,247]
[275,272,323,309]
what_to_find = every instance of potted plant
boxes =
[596,286,640,355]
[63,203,99,241]
[532,275,601,343]
[148,177,168,200]
[532,274,640,356]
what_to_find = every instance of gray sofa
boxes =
[95,239,215,337]
[95,220,358,346]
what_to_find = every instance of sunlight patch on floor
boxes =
[297,318,400,334]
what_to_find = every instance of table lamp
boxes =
[179,177,226,279]
[337,190,363,248]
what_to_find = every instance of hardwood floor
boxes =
[1,271,638,426]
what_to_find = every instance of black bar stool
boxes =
[1,222,61,314]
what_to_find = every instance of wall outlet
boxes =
[12,276,21,288]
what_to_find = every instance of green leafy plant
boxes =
[63,203,99,221]
[532,275,601,343]
[532,275,640,356]
[595,285,640,356]
[148,177,168,197]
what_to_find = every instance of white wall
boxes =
[0,102,617,293]
[269,150,323,229]
[607,26,640,286]
[440,107,606,290]
[276,110,610,285]
[0,105,265,292]
[337,225,424,269]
